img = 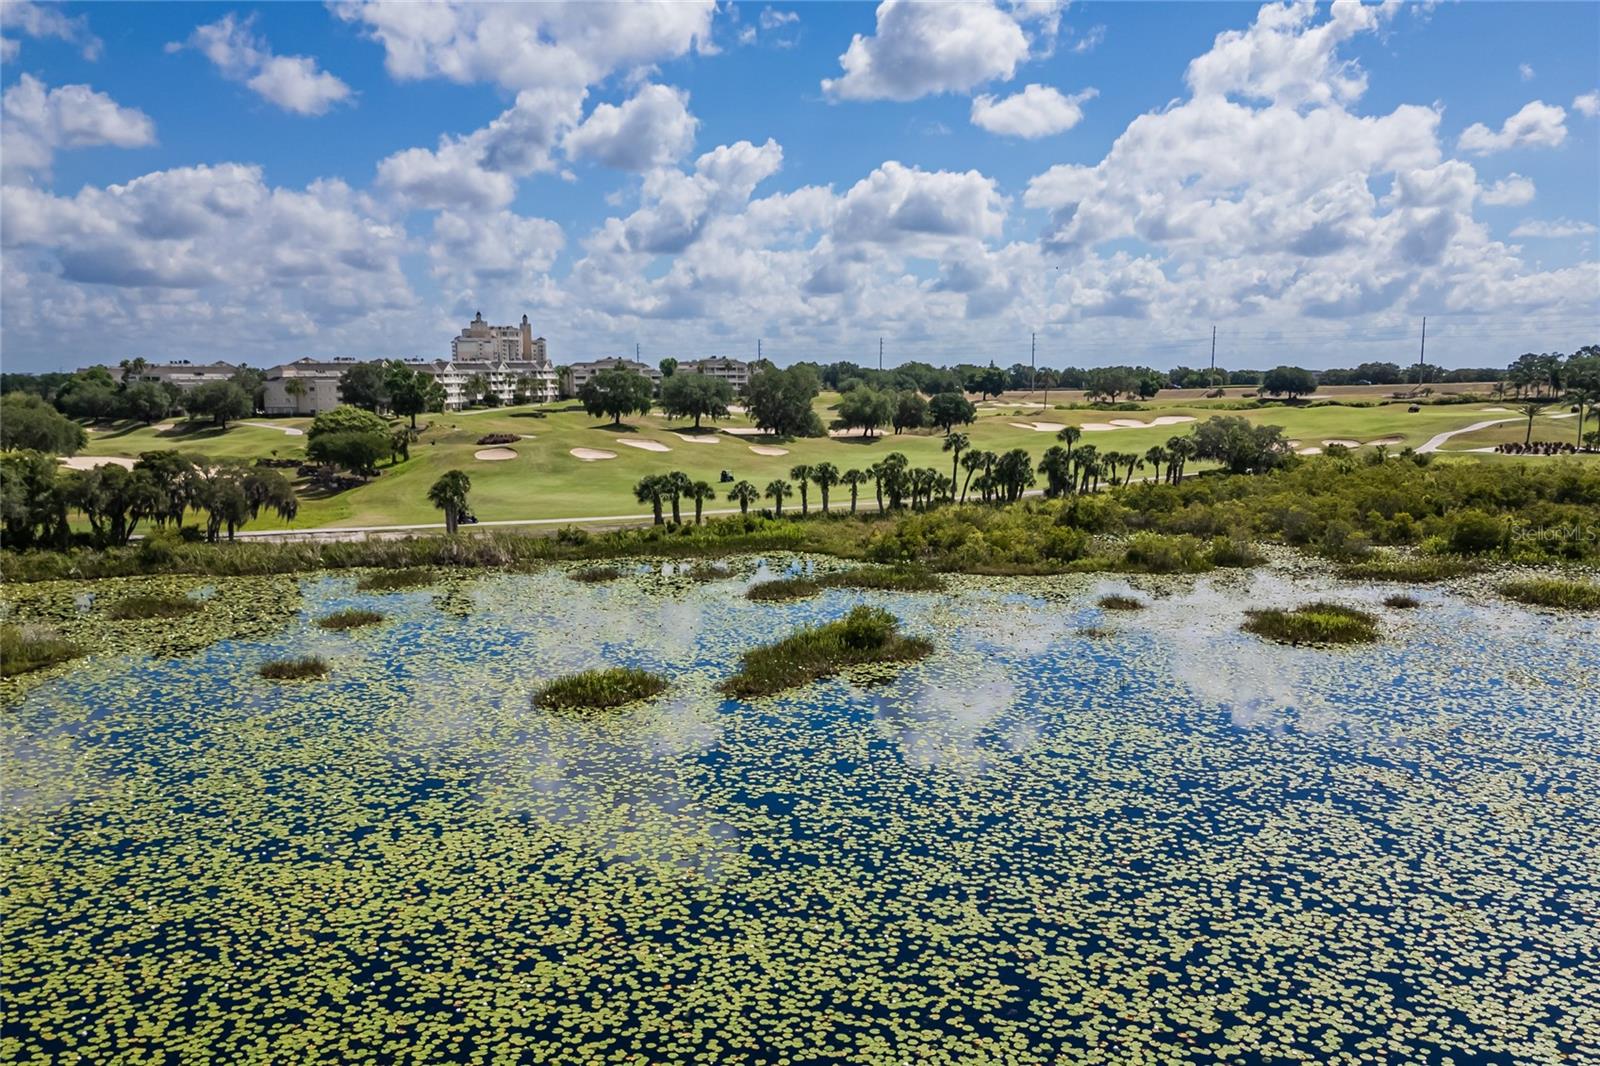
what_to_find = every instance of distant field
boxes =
[73,393,1593,530]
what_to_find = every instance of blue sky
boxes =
[2,0,1597,373]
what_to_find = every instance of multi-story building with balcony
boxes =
[676,357,751,394]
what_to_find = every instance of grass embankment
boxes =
[260,655,329,680]
[316,608,385,630]
[1498,578,1600,610]
[721,606,932,698]
[1242,603,1381,645]
[105,594,199,619]
[0,624,83,677]
[355,569,435,592]
[535,668,667,711]
[746,567,945,602]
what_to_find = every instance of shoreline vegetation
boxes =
[1242,603,1382,645]
[1,458,1595,586]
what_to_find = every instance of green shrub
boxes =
[0,624,83,677]
[1382,594,1422,609]
[1242,602,1380,645]
[721,606,932,698]
[1097,594,1144,611]
[1121,533,1211,574]
[748,567,943,602]
[105,594,199,620]
[355,569,434,591]
[316,608,385,630]
[1447,510,1507,554]
[534,667,667,711]
[260,655,329,680]
[1207,536,1264,568]
[1498,578,1600,610]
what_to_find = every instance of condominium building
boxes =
[677,357,750,394]
[260,358,355,415]
[452,312,548,365]
[120,361,239,390]
[565,357,662,393]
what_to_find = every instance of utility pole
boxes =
[1417,316,1427,388]
[757,338,762,362]
[878,337,883,373]
[1209,325,1217,390]
[635,342,641,361]
[1030,331,1037,399]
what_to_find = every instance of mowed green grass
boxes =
[74,391,1579,529]
[82,418,312,461]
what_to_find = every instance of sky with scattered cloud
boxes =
[1,0,1596,372]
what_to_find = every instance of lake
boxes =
[3,558,1595,1064]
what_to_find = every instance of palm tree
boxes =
[1038,445,1072,497]
[1520,399,1544,445]
[688,480,716,524]
[789,464,813,514]
[663,471,692,524]
[1143,446,1166,485]
[842,468,868,514]
[428,470,472,534]
[465,372,489,406]
[1165,437,1195,483]
[959,449,985,503]
[284,378,307,413]
[811,462,840,514]
[1124,456,1144,486]
[1056,425,1081,461]
[765,478,792,516]
[634,475,666,524]
[727,479,759,514]
[943,432,969,500]
[868,461,886,513]
[1074,444,1099,493]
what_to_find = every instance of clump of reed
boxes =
[1241,602,1380,645]
[1382,594,1422,609]
[745,567,944,602]
[0,623,83,677]
[355,569,434,592]
[1097,594,1144,611]
[534,667,667,711]
[721,606,932,698]
[569,565,624,583]
[1498,577,1600,611]
[105,594,199,620]
[1340,557,1477,582]
[259,655,329,680]
[315,608,385,630]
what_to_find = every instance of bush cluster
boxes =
[1242,603,1381,645]
[534,667,667,711]
[720,606,933,698]
[1498,578,1600,610]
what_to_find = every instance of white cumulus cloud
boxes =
[822,0,1039,102]
[1509,218,1597,239]
[1457,100,1567,154]
[0,0,102,60]
[1574,91,1600,118]
[175,14,352,116]
[971,84,1096,138]
[1,74,155,185]
[564,84,698,171]
[1479,174,1535,206]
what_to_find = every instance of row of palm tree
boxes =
[633,472,719,525]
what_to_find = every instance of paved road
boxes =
[1416,417,1520,454]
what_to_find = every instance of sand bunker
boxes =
[570,448,617,461]
[1483,407,1511,413]
[672,432,720,444]
[474,448,517,461]
[1082,416,1196,432]
[152,423,176,433]
[721,427,769,437]
[618,438,672,452]
[241,422,305,436]
[59,455,135,470]
[1364,436,1404,446]
[1322,439,1360,448]
[1296,447,1323,456]
[749,445,789,457]
[1007,421,1068,432]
